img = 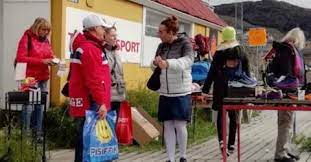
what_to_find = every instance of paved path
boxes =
[48,111,311,162]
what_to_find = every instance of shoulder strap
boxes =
[27,33,32,55]
[67,64,71,81]
[111,51,117,76]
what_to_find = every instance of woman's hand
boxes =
[158,60,169,69]
[42,59,53,65]
[153,56,162,66]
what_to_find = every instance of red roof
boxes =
[152,0,226,27]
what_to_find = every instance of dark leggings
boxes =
[217,109,238,146]
[74,118,85,162]
[111,101,121,122]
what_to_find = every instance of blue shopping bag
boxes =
[83,110,119,162]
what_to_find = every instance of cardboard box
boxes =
[131,107,160,145]
[135,106,162,135]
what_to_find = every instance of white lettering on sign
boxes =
[70,98,83,107]
[116,39,140,53]
[65,7,142,63]
[117,117,129,123]
[90,146,118,156]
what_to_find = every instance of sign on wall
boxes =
[65,7,142,63]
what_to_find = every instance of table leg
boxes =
[42,99,47,162]
[293,111,296,137]
[193,100,197,138]
[237,114,241,162]
[222,108,228,162]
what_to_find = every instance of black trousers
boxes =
[217,109,238,147]
[74,117,85,162]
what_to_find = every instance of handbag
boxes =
[61,82,69,97]
[147,67,161,91]
[61,64,71,97]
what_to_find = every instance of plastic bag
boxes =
[83,110,119,162]
[116,101,133,145]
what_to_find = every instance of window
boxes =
[68,0,79,3]
[142,8,193,67]
[145,9,192,37]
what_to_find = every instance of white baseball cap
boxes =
[82,14,112,29]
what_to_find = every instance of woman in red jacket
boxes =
[16,17,55,138]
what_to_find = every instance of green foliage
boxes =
[45,102,76,149]
[0,129,41,162]
[126,86,159,118]
[294,135,311,152]
[301,137,311,152]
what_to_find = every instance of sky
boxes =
[206,0,311,9]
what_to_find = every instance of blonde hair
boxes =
[281,27,306,50]
[30,17,51,36]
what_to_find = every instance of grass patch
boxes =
[252,111,261,118]
[119,108,216,153]
[123,87,216,152]
[126,86,159,118]
[294,135,311,152]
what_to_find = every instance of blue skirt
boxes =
[158,95,191,122]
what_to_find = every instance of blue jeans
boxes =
[22,81,47,134]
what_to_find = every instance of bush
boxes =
[45,102,76,149]
[126,86,159,118]
[0,129,41,162]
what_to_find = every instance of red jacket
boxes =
[69,32,111,117]
[16,29,54,81]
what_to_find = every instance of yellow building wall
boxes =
[50,0,145,105]
[123,64,151,90]
[194,24,206,36]
[50,0,65,105]
[50,0,224,105]
[206,27,210,37]
[64,0,142,23]
[194,23,211,37]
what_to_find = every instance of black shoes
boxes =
[275,153,300,162]
[274,157,296,162]
[180,157,187,162]
[228,145,235,154]
[165,157,187,162]
[219,141,230,157]
[287,152,300,161]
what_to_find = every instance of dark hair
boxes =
[160,15,179,35]
[226,47,241,60]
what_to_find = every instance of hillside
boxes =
[215,0,311,40]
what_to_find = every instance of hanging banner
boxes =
[65,7,142,63]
